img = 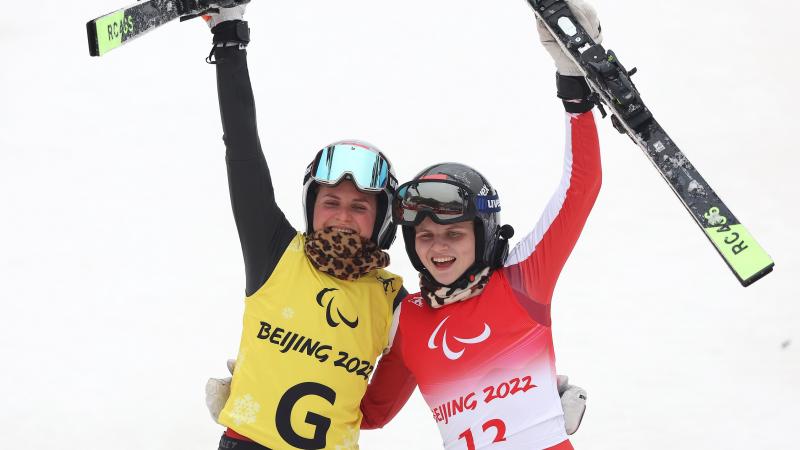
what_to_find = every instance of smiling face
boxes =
[414,217,476,286]
[312,181,378,240]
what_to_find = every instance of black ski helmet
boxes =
[397,162,514,286]
[302,140,398,249]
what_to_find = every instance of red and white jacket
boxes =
[361,111,602,450]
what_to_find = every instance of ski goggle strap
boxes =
[311,143,394,192]
[394,180,500,225]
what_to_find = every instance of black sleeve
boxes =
[213,22,297,296]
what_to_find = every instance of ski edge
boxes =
[741,264,774,287]
[86,20,100,56]
[635,130,775,288]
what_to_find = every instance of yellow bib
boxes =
[219,233,402,449]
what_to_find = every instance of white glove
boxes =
[205,359,236,424]
[203,3,247,30]
[557,374,587,435]
[536,0,603,76]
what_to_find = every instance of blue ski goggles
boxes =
[309,143,395,192]
[393,179,500,225]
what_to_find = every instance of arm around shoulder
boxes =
[360,325,417,429]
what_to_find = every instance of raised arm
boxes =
[504,95,601,306]
[504,0,603,308]
[210,13,296,296]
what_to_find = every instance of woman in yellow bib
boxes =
[201,5,408,450]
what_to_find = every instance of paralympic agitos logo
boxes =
[428,316,491,360]
[316,288,358,328]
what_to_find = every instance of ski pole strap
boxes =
[207,20,250,64]
[212,20,250,45]
[556,74,594,114]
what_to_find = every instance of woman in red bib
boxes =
[360,2,603,448]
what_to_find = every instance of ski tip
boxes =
[740,263,774,287]
[86,10,129,57]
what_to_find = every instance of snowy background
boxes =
[1,0,798,449]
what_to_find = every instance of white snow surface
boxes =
[1,1,798,449]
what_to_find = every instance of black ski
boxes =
[528,0,773,286]
[86,0,248,57]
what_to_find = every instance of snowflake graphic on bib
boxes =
[334,426,360,450]
[227,394,261,426]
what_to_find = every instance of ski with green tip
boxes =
[86,0,249,57]
[528,0,773,286]
[87,0,185,57]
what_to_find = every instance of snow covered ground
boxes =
[1,1,798,449]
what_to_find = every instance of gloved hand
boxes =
[202,2,248,30]
[536,0,602,76]
[205,358,236,424]
[557,374,588,435]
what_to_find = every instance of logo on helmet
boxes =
[475,195,501,213]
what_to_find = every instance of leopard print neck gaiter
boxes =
[304,228,390,281]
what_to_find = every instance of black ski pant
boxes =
[218,434,272,450]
